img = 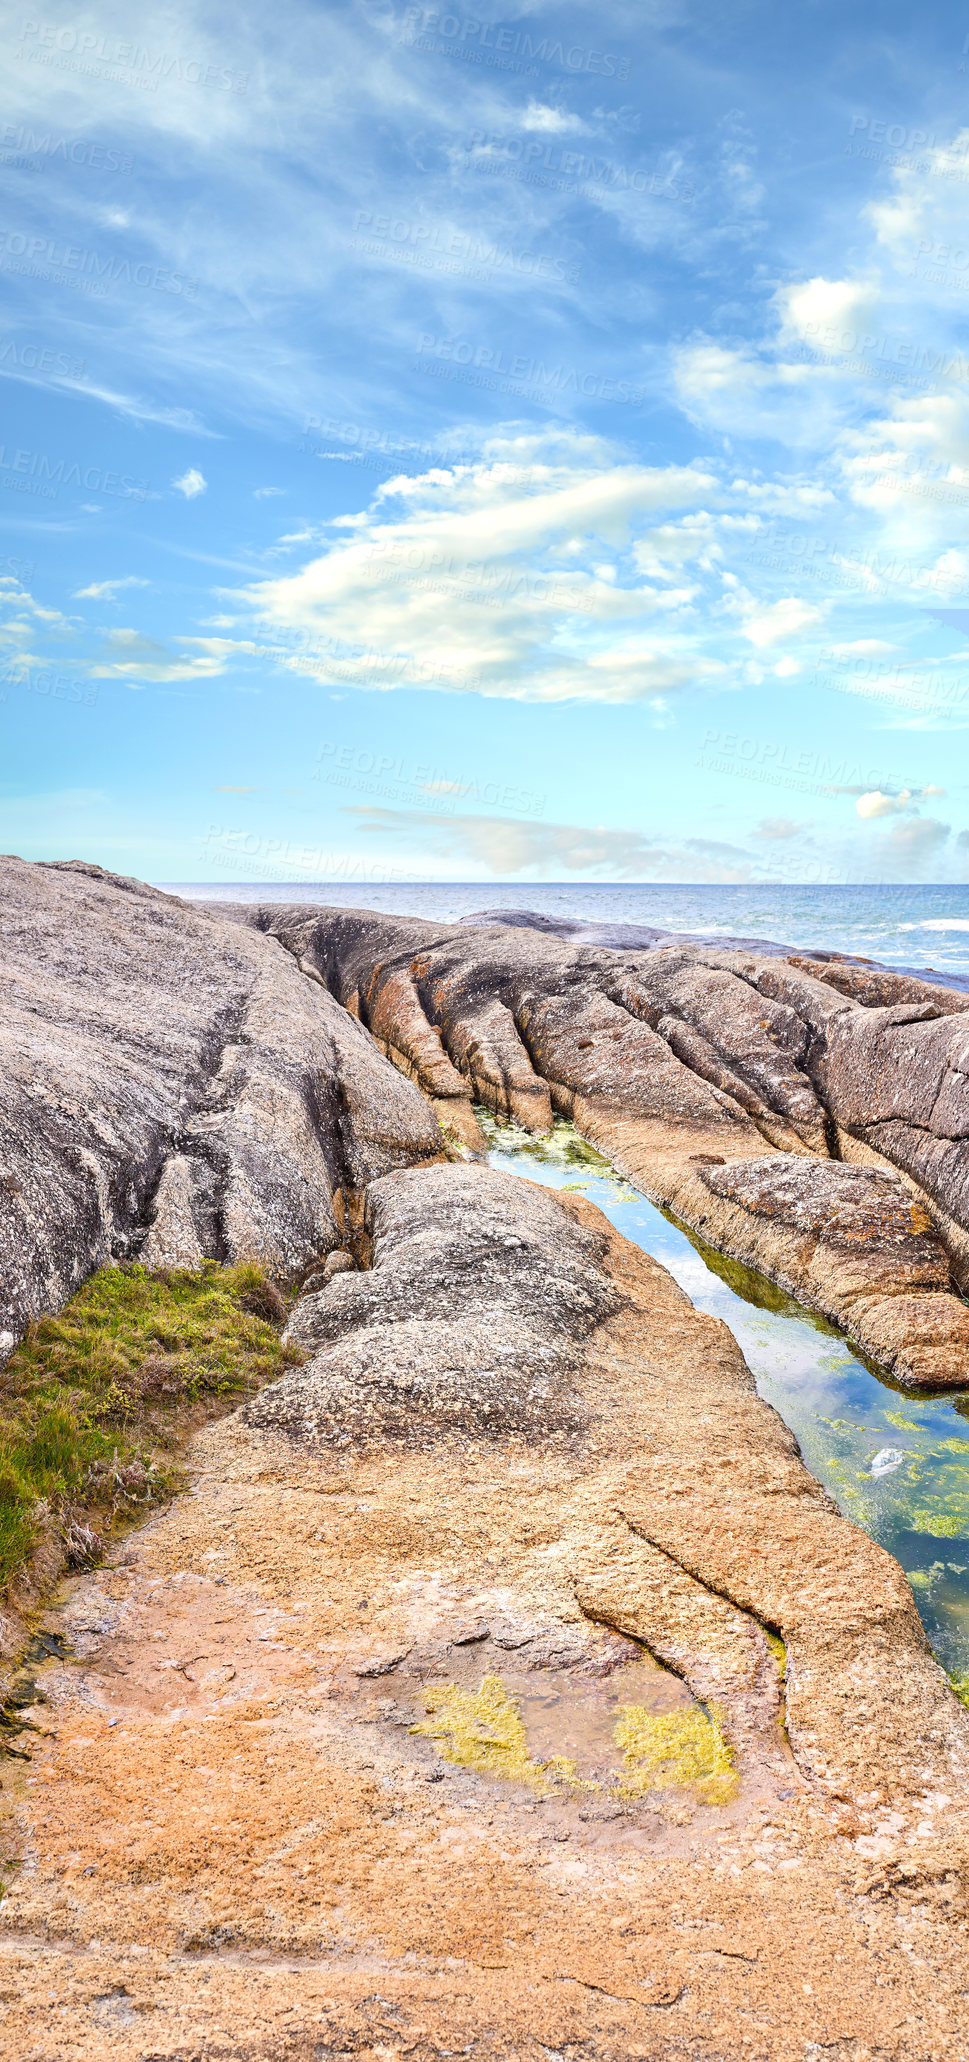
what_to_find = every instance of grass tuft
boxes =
[0,1261,301,1588]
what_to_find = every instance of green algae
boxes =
[613,1702,737,1805]
[411,1671,736,1805]
[910,1513,968,1537]
[411,1674,585,1794]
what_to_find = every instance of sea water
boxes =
[483,1115,969,1697]
[174,881,969,979]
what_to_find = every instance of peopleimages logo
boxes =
[0,124,133,171]
[400,9,631,77]
[0,443,148,498]
[0,230,198,296]
[352,212,578,284]
[15,23,248,92]
[2,666,98,706]
[416,332,646,403]
[0,337,86,378]
[465,133,694,202]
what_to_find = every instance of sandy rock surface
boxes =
[3,865,969,2054]
[0,860,440,1355]
[5,1166,969,2059]
[221,900,969,1385]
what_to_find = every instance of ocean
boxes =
[171,881,969,979]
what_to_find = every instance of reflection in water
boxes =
[482,1112,969,1695]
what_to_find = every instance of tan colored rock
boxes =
[4,1166,969,2057]
[688,1153,969,1385]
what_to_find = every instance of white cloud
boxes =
[78,383,220,436]
[73,577,150,601]
[0,578,72,670]
[253,487,287,499]
[89,629,227,685]
[840,394,969,545]
[755,817,808,839]
[173,469,207,500]
[632,512,722,577]
[829,639,898,657]
[876,815,951,873]
[856,784,946,818]
[867,134,969,261]
[857,789,913,819]
[521,102,587,135]
[230,435,724,704]
[731,594,827,648]
[776,276,881,347]
[672,340,829,442]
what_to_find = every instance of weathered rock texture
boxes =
[216,900,969,1386]
[5,863,969,2053]
[0,859,441,1356]
[5,1166,969,2058]
[256,1161,620,1446]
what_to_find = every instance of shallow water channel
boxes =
[482,1112,969,1695]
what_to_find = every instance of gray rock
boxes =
[222,900,969,1382]
[253,1162,620,1446]
[0,858,441,1353]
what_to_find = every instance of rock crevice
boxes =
[222,899,969,1384]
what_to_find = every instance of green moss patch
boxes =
[613,1703,737,1805]
[411,1670,738,1808]
[0,1262,301,1588]
[412,1674,585,1794]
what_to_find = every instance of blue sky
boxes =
[3,0,969,884]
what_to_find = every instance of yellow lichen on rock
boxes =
[765,1629,788,1676]
[412,1674,583,1794]
[613,1702,737,1804]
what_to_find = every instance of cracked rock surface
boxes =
[4,868,969,2054]
[254,1161,619,1446]
[220,899,969,1385]
[5,1168,969,2058]
[0,858,441,1355]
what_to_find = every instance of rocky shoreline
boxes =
[217,894,969,1388]
[3,857,969,2058]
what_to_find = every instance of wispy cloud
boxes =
[73,577,150,601]
[230,432,725,705]
[89,629,226,685]
[346,804,759,879]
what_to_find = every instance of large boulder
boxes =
[0,859,441,1356]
